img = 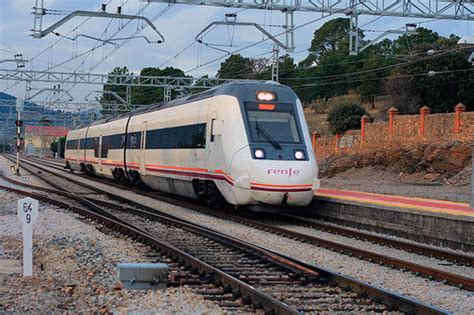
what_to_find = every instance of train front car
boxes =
[223,82,319,210]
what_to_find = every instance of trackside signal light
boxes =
[258,104,275,111]
[15,120,23,127]
[256,91,276,101]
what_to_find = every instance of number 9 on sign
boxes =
[17,197,39,225]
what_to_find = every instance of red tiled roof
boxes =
[24,126,70,137]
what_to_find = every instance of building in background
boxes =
[24,126,70,157]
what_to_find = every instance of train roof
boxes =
[82,80,292,128]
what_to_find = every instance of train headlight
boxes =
[256,91,276,101]
[294,150,305,160]
[254,148,266,159]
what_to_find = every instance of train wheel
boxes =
[192,180,224,205]
[128,170,149,191]
[86,164,96,177]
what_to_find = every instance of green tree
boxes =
[295,18,366,102]
[132,67,186,105]
[385,29,473,113]
[50,136,66,158]
[217,54,255,79]
[58,136,66,158]
[100,66,131,116]
[357,42,395,101]
[255,55,297,87]
[50,140,58,155]
[308,18,351,55]
[327,103,369,135]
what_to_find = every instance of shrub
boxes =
[327,103,369,135]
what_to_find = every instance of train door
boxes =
[207,111,224,171]
[98,135,103,171]
[139,121,147,176]
[75,136,80,165]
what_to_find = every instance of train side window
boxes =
[192,124,206,148]
[127,132,141,149]
[66,139,78,150]
[120,135,126,149]
[101,137,109,158]
[146,123,206,149]
[94,138,100,157]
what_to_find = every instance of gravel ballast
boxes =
[6,157,474,313]
[0,189,222,314]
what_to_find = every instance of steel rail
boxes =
[0,156,449,314]
[14,157,474,280]
[9,154,474,292]
[281,214,474,266]
[14,155,474,289]
[0,184,296,314]
[12,157,474,267]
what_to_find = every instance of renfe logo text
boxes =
[267,168,300,177]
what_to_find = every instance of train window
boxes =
[103,134,125,150]
[94,138,100,158]
[66,139,78,149]
[127,132,141,149]
[100,136,108,158]
[244,102,301,144]
[146,123,206,149]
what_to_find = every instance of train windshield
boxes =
[244,102,301,144]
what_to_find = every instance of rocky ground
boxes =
[319,141,471,203]
[0,190,222,314]
[321,165,470,203]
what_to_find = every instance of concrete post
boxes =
[388,107,398,136]
[419,106,431,136]
[454,103,466,134]
[361,115,370,143]
[335,133,341,152]
[471,144,474,208]
[311,132,320,154]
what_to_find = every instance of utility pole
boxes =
[15,111,21,176]
[271,45,279,82]
[15,99,24,176]
[471,144,474,208]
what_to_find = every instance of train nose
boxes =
[248,162,318,206]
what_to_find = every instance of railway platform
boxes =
[313,188,474,252]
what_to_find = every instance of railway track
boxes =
[0,155,448,314]
[24,156,474,265]
[19,155,474,290]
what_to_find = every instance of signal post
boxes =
[15,99,24,176]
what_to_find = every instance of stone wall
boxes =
[313,104,473,162]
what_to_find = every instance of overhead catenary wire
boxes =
[183,9,348,74]
[183,14,445,78]
[290,67,474,91]
[158,8,250,69]
[49,3,174,106]
[219,45,470,81]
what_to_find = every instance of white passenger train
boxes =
[65,81,319,210]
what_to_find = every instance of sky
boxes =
[0,0,472,109]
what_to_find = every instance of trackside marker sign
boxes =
[17,197,39,277]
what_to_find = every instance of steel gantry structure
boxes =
[0,69,240,113]
[0,69,236,89]
[148,0,474,20]
[150,0,473,54]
